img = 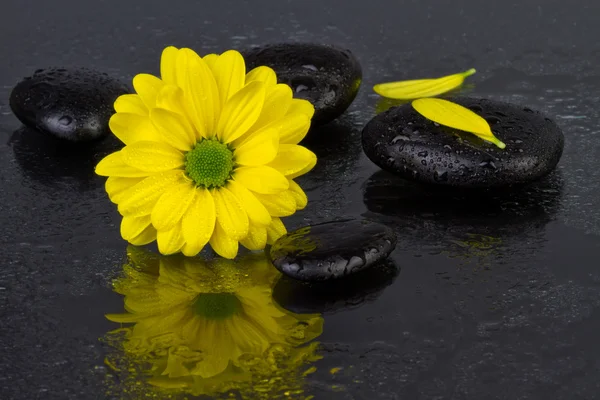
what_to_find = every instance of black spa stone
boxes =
[361,97,565,188]
[268,219,397,282]
[243,43,362,125]
[9,67,130,142]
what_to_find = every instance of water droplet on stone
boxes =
[58,115,73,125]
[417,151,428,157]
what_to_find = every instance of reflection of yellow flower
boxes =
[103,246,323,398]
[95,47,317,259]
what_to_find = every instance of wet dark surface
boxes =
[2,0,600,399]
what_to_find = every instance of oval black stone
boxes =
[243,43,362,126]
[268,219,397,282]
[9,68,130,142]
[361,97,565,188]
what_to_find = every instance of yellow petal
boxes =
[209,223,238,259]
[106,176,144,204]
[234,126,279,166]
[267,145,317,178]
[151,181,196,231]
[212,187,249,240]
[181,188,216,256]
[121,141,184,172]
[412,98,506,149]
[133,73,164,108]
[287,179,308,210]
[288,154,317,179]
[177,48,220,139]
[114,94,148,116]
[160,46,179,85]
[150,108,195,151]
[252,191,296,217]
[95,151,148,177]
[117,170,184,217]
[245,66,277,87]
[266,217,287,245]
[128,224,157,246]
[251,84,292,131]
[212,50,246,106]
[240,222,267,251]
[202,53,218,71]
[233,166,288,194]
[275,114,312,144]
[373,68,476,100]
[121,215,152,241]
[155,85,186,115]
[287,98,315,119]
[157,224,185,255]
[217,81,265,143]
[109,113,161,144]
[226,180,271,225]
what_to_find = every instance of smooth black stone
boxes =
[272,259,399,315]
[9,67,130,142]
[361,97,565,188]
[243,43,362,125]
[269,219,397,282]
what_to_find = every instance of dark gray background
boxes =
[2,0,600,399]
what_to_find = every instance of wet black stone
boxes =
[9,67,130,142]
[361,97,565,188]
[272,259,400,315]
[243,43,362,125]
[268,219,397,281]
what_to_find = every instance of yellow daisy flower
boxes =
[95,47,317,258]
[104,246,323,398]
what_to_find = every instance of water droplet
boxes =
[391,135,409,144]
[433,170,448,182]
[301,64,318,71]
[58,115,73,125]
[421,159,427,166]
[523,107,534,113]
[479,160,497,170]
[417,151,428,157]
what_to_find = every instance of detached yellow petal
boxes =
[374,68,476,100]
[412,98,506,149]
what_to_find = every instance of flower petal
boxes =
[209,223,238,259]
[374,68,476,100]
[177,48,220,139]
[106,176,144,203]
[157,224,185,255]
[212,50,246,106]
[287,179,308,210]
[233,166,288,194]
[114,94,148,116]
[121,215,152,241]
[202,53,218,71]
[252,190,296,217]
[212,187,249,240]
[129,224,157,246]
[266,217,287,244]
[226,180,271,225]
[152,181,196,231]
[121,141,184,172]
[95,151,149,177]
[275,113,312,144]
[240,222,267,251]
[181,188,216,256]
[251,84,292,131]
[150,108,195,151]
[155,84,186,115]
[234,126,279,166]
[267,144,316,178]
[117,170,184,217]
[133,73,164,109]
[109,113,161,144]
[287,98,315,119]
[217,81,265,143]
[246,66,277,87]
[160,46,179,85]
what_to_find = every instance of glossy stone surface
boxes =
[243,43,362,125]
[9,67,129,142]
[362,97,564,188]
[269,219,397,281]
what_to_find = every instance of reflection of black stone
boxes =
[9,67,130,142]
[362,97,565,188]
[272,259,399,315]
[9,127,122,192]
[362,170,563,254]
[269,219,397,282]
[243,43,362,125]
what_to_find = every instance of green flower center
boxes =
[192,293,243,319]
[184,139,234,188]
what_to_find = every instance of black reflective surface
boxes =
[2,0,600,399]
